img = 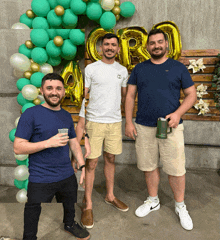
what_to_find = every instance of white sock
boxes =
[175,201,185,209]
[149,195,159,202]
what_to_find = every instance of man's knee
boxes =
[86,158,98,171]
[104,152,115,164]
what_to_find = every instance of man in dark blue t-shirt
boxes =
[14,73,90,240]
[125,29,197,231]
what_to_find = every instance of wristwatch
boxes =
[79,165,85,171]
[85,133,89,139]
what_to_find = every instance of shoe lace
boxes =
[179,206,190,218]
[144,198,153,205]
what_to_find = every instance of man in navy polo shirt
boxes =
[14,73,90,240]
[125,29,197,231]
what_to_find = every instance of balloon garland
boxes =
[10,0,137,203]
[12,0,136,31]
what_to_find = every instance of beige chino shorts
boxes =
[135,123,186,176]
[85,121,122,159]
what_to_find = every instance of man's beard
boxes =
[150,48,167,60]
[43,94,62,107]
[103,50,116,60]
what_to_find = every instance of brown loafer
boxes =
[81,209,94,229]
[105,197,129,212]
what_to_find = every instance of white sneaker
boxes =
[175,204,193,230]
[135,198,160,217]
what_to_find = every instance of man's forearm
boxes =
[125,96,135,124]
[176,94,197,117]
[75,124,85,143]
[14,140,48,155]
[70,139,85,166]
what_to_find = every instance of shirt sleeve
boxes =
[127,65,137,85]
[15,108,34,141]
[79,98,85,118]
[68,114,76,139]
[181,65,195,89]
[121,68,129,87]
[85,65,92,89]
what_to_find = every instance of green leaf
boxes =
[212,83,217,88]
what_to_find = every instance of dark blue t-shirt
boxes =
[128,58,194,127]
[15,105,76,183]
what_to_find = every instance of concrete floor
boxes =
[0,163,219,240]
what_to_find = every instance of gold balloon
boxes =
[116,27,151,71]
[81,29,85,33]
[30,59,34,64]
[31,63,40,72]
[112,6,121,15]
[26,10,35,18]
[114,0,120,6]
[54,5,65,16]
[152,21,182,60]
[87,28,114,62]
[20,109,22,114]
[33,98,41,105]
[82,0,88,2]
[23,71,32,79]
[60,61,83,107]
[54,36,64,47]
[115,14,120,21]
[25,40,34,49]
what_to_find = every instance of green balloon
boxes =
[46,40,61,57]
[70,0,87,15]
[31,0,51,17]
[120,1,135,18]
[62,9,78,27]
[18,44,32,59]
[9,128,17,142]
[56,29,71,39]
[19,13,33,28]
[31,47,48,65]
[30,29,50,47]
[61,39,77,57]
[22,103,35,113]
[14,179,29,190]
[61,53,76,60]
[16,78,30,91]
[47,10,62,27]
[100,12,116,30]
[41,101,46,104]
[90,0,100,2]
[16,158,29,166]
[86,2,102,21]
[47,0,58,8]
[30,72,45,88]
[46,29,57,39]
[17,92,33,106]
[32,17,49,29]
[47,56,61,66]
[57,0,71,9]
[69,29,85,46]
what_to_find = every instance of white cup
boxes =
[58,128,68,136]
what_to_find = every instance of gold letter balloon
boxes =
[86,21,182,70]
[152,21,182,60]
[60,61,83,107]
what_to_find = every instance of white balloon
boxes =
[14,165,29,181]
[11,22,30,29]
[14,117,20,127]
[37,94,45,102]
[10,53,31,72]
[101,0,115,11]
[22,84,38,100]
[40,63,53,75]
[13,68,24,78]
[14,153,29,161]
[16,189,27,203]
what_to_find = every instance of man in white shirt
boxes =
[81,33,129,229]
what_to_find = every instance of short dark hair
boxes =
[147,29,168,43]
[101,33,119,45]
[41,73,64,87]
